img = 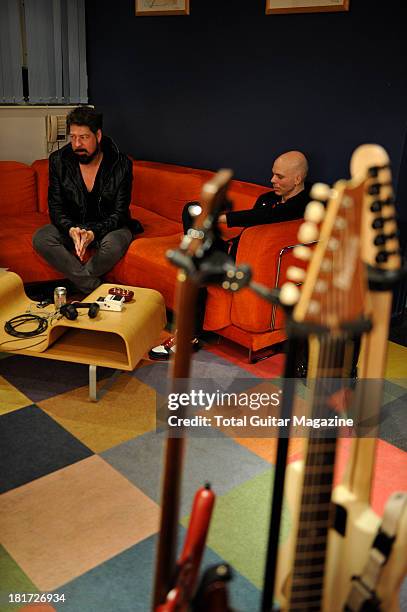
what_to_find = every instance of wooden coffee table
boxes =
[0,272,167,400]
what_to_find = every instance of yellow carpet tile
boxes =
[0,375,32,415]
[37,374,157,453]
[385,341,407,379]
[0,455,160,591]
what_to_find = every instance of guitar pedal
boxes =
[96,294,125,312]
[108,287,134,302]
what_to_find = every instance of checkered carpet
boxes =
[0,340,406,611]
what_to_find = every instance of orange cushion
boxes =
[230,220,302,333]
[132,161,211,221]
[130,206,182,237]
[203,286,233,331]
[213,324,287,352]
[0,212,64,283]
[31,158,50,213]
[107,234,181,308]
[0,161,37,215]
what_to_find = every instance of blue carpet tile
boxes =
[0,404,93,493]
[52,531,260,612]
[0,355,115,403]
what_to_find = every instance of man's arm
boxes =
[222,191,307,228]
[84,156,133,241]
[48,153,76,235]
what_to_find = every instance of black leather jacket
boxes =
[48,135,142,240]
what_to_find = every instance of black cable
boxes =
[4,314,48,338]
[0,335,49,351]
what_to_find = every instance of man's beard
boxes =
[74,142,100,165]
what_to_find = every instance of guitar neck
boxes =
[153,170,233,609]
[342,289,393,502]
[153,277,199,607]
[289,436,337,610]
[288,335,348,610]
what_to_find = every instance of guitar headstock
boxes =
[351,144,401,273]
[280,173,368,330]
[280,144,401,331]
[181,169,233,258]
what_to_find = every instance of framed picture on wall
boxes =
[266,0,349,14]
[135,0,190,16]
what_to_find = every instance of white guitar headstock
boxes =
[281,179,366,330]
[351,144,400,273]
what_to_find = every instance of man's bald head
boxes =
[275,150,308,180]
[271,150,308,202]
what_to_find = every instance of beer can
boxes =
[54,286,67,310]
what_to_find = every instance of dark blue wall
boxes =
[86,0,406,197]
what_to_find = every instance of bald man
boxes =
[149,150,310,360]
[218,150,309,228]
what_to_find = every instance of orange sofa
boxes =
[0,159,302,359]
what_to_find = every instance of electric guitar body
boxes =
[271,145,405,611]
[324,145,405,612]
[152,170,235,611]
[375,502,407,610]
[273,458,305,608]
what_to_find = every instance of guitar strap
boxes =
[344,491,407,611]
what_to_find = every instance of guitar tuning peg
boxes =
[341,195,354,209]
[372,216,396,230]
[286,266,306,283]
[334,217,347,230]
[368,183,381,196]
[370,200,382,213]
[327,237,339,251]
[315,279,328,293]
[298,221,319,243]
[279,282,300,306]
[293,245,312,261]
[310,182,331,201]
[376,251,389,264]
[304,200,325,223]
[307,300,320,315]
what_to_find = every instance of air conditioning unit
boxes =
[46,114,67,143]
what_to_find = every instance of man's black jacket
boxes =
[225,185,310,228]
[48,135,142,241]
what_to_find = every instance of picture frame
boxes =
[266,0,349,14]
[135,0,190,16]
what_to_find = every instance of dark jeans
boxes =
[32,224,133,294]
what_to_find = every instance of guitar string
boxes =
[293,194,347,606]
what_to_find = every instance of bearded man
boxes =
[33,106,142,294]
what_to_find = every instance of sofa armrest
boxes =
[230,219,304,333]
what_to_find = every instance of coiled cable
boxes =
[4,313,48,338]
